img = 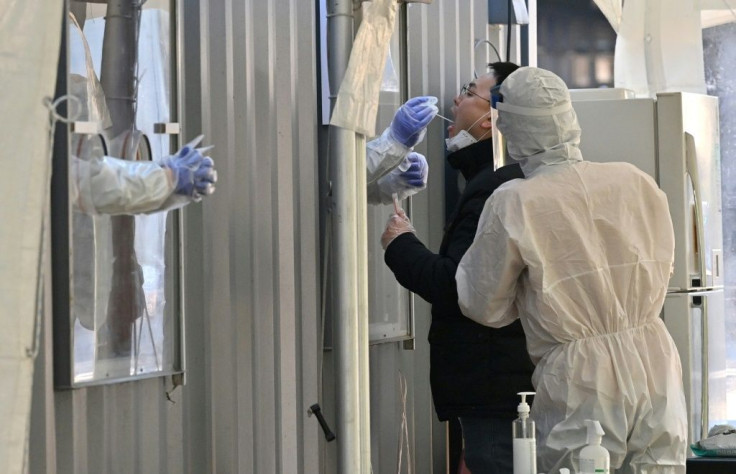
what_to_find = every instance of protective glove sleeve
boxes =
[372,152,429,204]
[366,127,411,188]
[71,155,174,215]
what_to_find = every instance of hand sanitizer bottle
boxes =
[579,420,610,474]
[513,392,537,474]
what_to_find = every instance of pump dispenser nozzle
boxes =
[580,419,610,473]
[513,392,536,474]
[517,391,535,418]
[585,419,605,445]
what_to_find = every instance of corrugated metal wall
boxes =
[179,0,321,472]
[28,1,498,472]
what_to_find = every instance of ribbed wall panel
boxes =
[187,0,321,472]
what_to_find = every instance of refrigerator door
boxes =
[657,92,724,291]
[664,289,727,447]
[571,97,657,178]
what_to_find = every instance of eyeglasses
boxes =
[460,83,491,104]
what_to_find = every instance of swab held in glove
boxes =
[392,193,401,214]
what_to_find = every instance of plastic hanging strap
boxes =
[29,95,81,359]
[68,11,112,129]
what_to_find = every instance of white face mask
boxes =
[445,111,492,153]
[445,130,477,152]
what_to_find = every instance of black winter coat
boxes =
[384,139,535,421]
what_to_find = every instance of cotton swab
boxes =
[435,113,454,123]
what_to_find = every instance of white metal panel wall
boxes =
[182,0,321,472]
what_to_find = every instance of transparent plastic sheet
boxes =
[381,48,400,93]
[72,134,110,332]
[691,425,736,456]
[68,11,112,129]
[329,0,398,137]
[490,107,506,170]
[72,142,174,381]
[137,9,172,161]
[691,446,736,456]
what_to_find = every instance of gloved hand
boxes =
[388,96,439,148]
[381,207,415,250]
[375,152,429,203]
[399,152,428,187]
[161,142,218,200]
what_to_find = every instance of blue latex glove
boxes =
[399,152,428,187]
[192,155,216,196]
[389,96,439,147]
[375,152,429,203]
[163,139,218,199]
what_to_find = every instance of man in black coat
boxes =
[380,62,534,474]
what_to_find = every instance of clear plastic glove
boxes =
[161,135,218,201]
[388,96,439,148]
[381,205,416,250]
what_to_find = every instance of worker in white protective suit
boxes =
[455,67,687,473]
[366,96,437,204]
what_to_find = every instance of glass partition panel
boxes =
[55,0,182,387]
[367,15,413,344]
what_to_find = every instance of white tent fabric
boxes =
[0,2,63,473]
[614,0,706,97]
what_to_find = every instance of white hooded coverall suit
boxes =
[456,67,687,473]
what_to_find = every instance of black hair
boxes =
[488,61,520,86]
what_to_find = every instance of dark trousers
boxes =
[458,416,514,474]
